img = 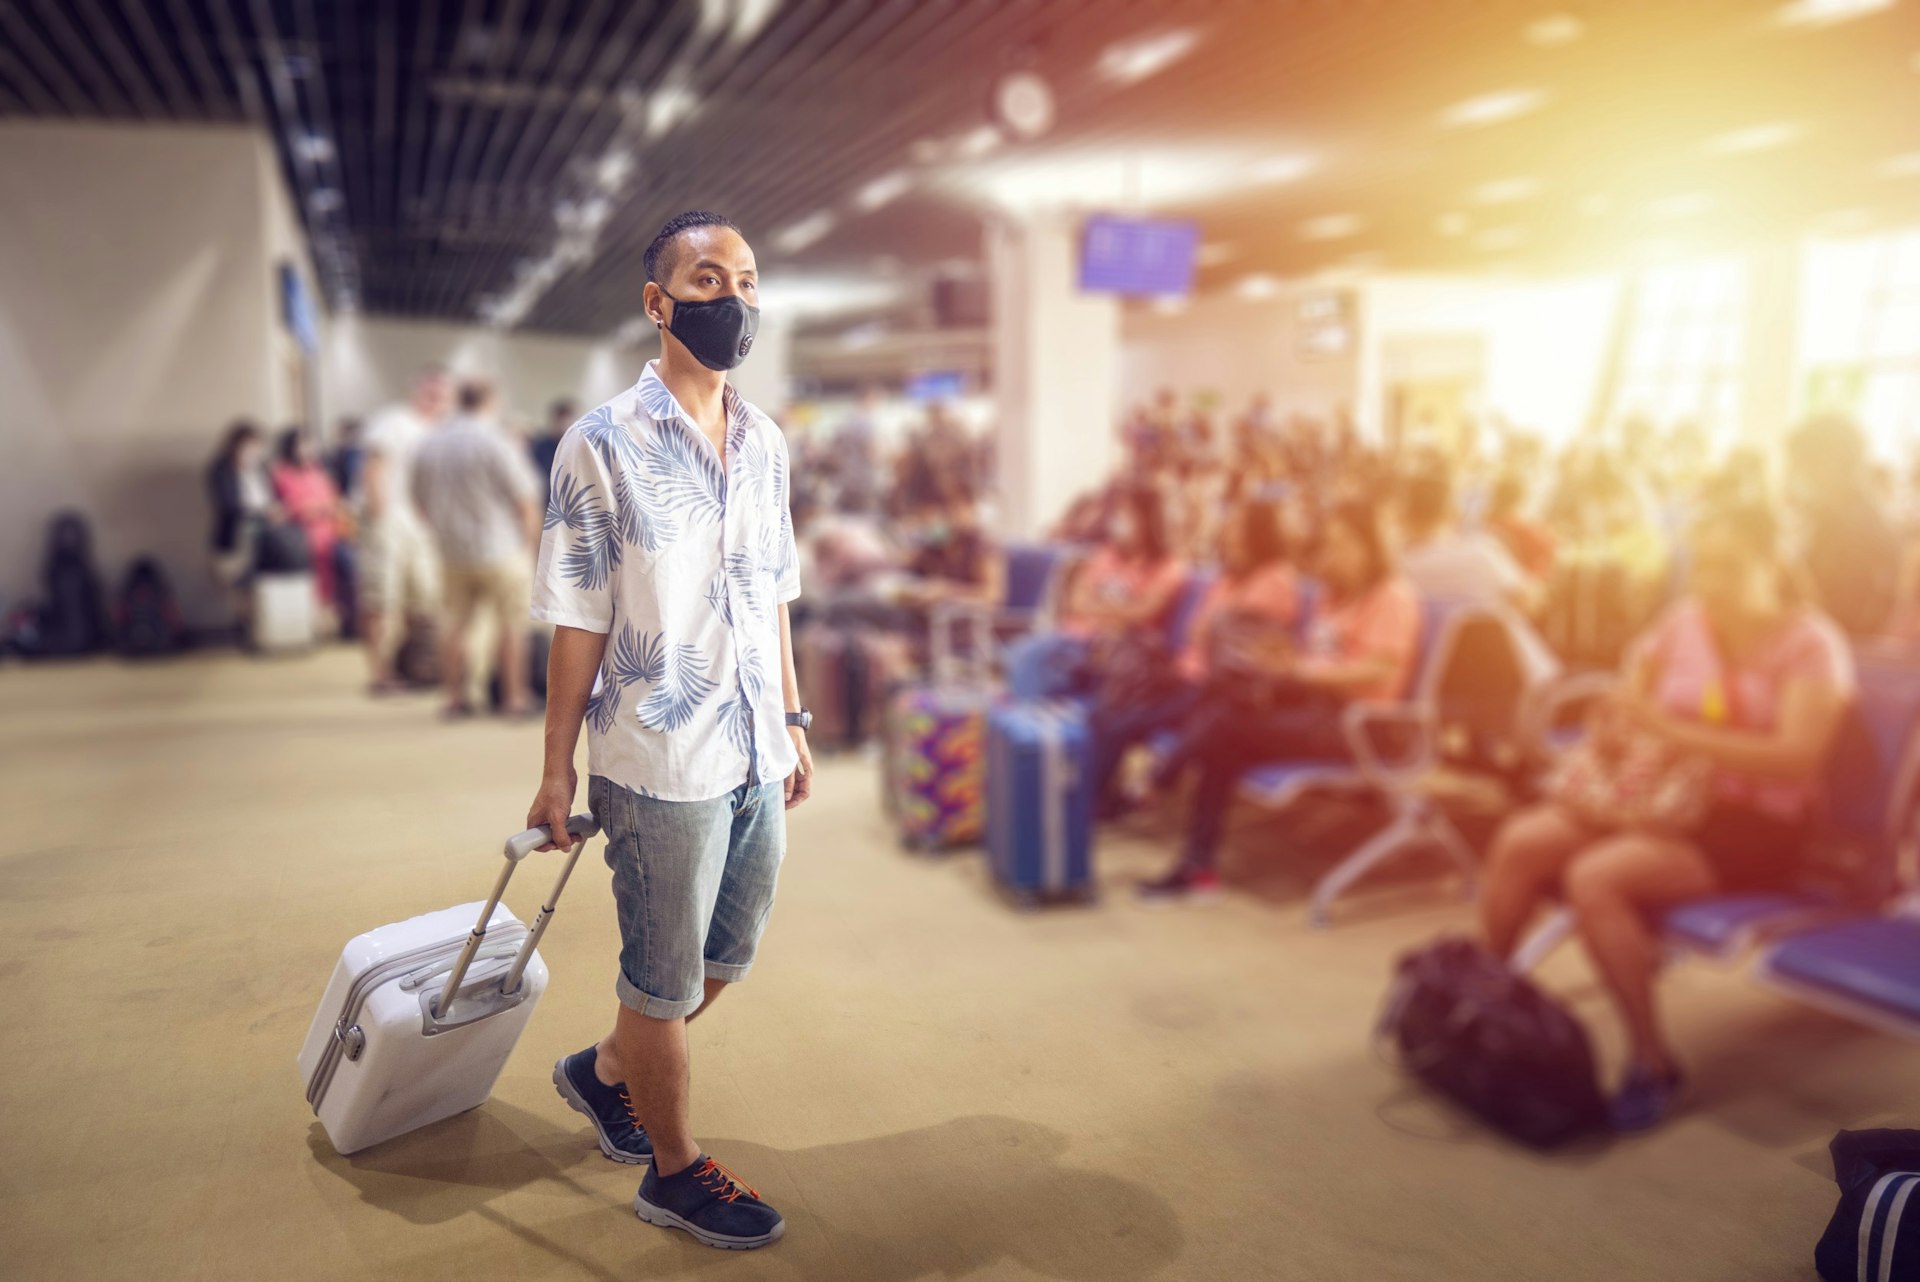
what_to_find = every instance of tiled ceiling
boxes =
[3,0,1917,335]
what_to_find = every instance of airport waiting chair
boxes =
[1514,645,1920,974]
[931,541,1082,676]
[1748,652,1920,1037]
[1003,563,1217,702]
[1191,596,1473,924]
[1292,602,1560,927]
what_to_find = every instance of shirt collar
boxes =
[635,360,754,436]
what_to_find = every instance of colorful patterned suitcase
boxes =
[986,700,1095,902]
[884,683,989,850]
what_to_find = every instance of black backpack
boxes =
[1815,1130,1920,1282]
[1378,936,1607,1149]
[40,511,109,656]
[115,558,188,657]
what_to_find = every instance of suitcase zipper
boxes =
[306,923,527,1111]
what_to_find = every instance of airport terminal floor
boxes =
[3,647,1910,1282]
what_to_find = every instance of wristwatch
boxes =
[785,708,812,730]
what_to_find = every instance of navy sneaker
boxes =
[1609,1065,1687,1133]
[552,1046,652,1164]
[635,1154,786,1250]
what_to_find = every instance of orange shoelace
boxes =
[617,1087,643,1129]
[694,1157,759,1204]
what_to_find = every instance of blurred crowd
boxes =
[18,359,1914,1132]
[206,365,558,717]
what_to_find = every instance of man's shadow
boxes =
[309,1110,1184,1281]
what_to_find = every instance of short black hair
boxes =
[645,210,740,285]
[457,378,495,414]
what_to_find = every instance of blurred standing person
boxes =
[410,378,541,718]
[271,426,348,630]
[1785,414,1899,638]
[358,365,451,693]
[531,398,577,504]
[528,211,806,1251]
[329,417,366,501]
[327,418,367,636]
[206,420,274,628]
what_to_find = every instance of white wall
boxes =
[1360,273,1622,447]
[1120,285,1360,425]
[323,311,796,436]
[1117,272,1622,446]
[323,316,641,431]
[0,121,319,629]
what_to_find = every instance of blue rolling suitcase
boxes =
[987,700,1095,903]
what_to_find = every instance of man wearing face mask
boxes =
[526,211,810,1251]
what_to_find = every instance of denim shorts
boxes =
[588,774,786,1020]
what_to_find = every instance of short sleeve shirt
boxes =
[1177,563,1301,682]
[1301,577,1422,703]
[532,362,801,802]
[1631,602,1856,820]
[410,416,540,567]
[360,403,430,531]
[1058,549,1189,638]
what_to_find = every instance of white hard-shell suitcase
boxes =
[298,814,598,1156]
[251,573,317,652]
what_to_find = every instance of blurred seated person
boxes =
[1397,455,1541,613]
[894,402,976,519]
[1786,414,1898,638]
[1137,500,1420,900]
[1056,485,1189,645]
[1484,468,1557,581]
[1089,499,1299,813]
[1542,454,1673,665]
[271,426,348,624]
[1479,501,1852,1131]
[207,420,276,625]
[1051,483,1118,546]
[887,489,1005,665]
[897,489,1001,609]
[803,506,897,598]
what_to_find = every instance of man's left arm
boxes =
[777,602,812,809]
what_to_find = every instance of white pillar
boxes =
[986,212,1120,540]
[731,310,794,418]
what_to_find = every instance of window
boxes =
[1800,229,1920,458]
[1610,258,1748,441]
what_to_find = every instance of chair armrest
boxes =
[1522,671,1618,761]
[1341,702,1436,791]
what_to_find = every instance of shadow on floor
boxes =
[311,1111,1185,1281]
[305,1100,602,1226]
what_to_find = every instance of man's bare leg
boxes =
[593,979,726,1176]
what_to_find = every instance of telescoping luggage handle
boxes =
[434,813,599,1020]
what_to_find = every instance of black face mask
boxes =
[658,288,759,371]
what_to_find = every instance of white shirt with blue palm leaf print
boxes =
[532,361,801,803]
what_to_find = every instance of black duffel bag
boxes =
[254,521,312,574]
[1815,1130,1920,1282]
[1378,936,1607,1149]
